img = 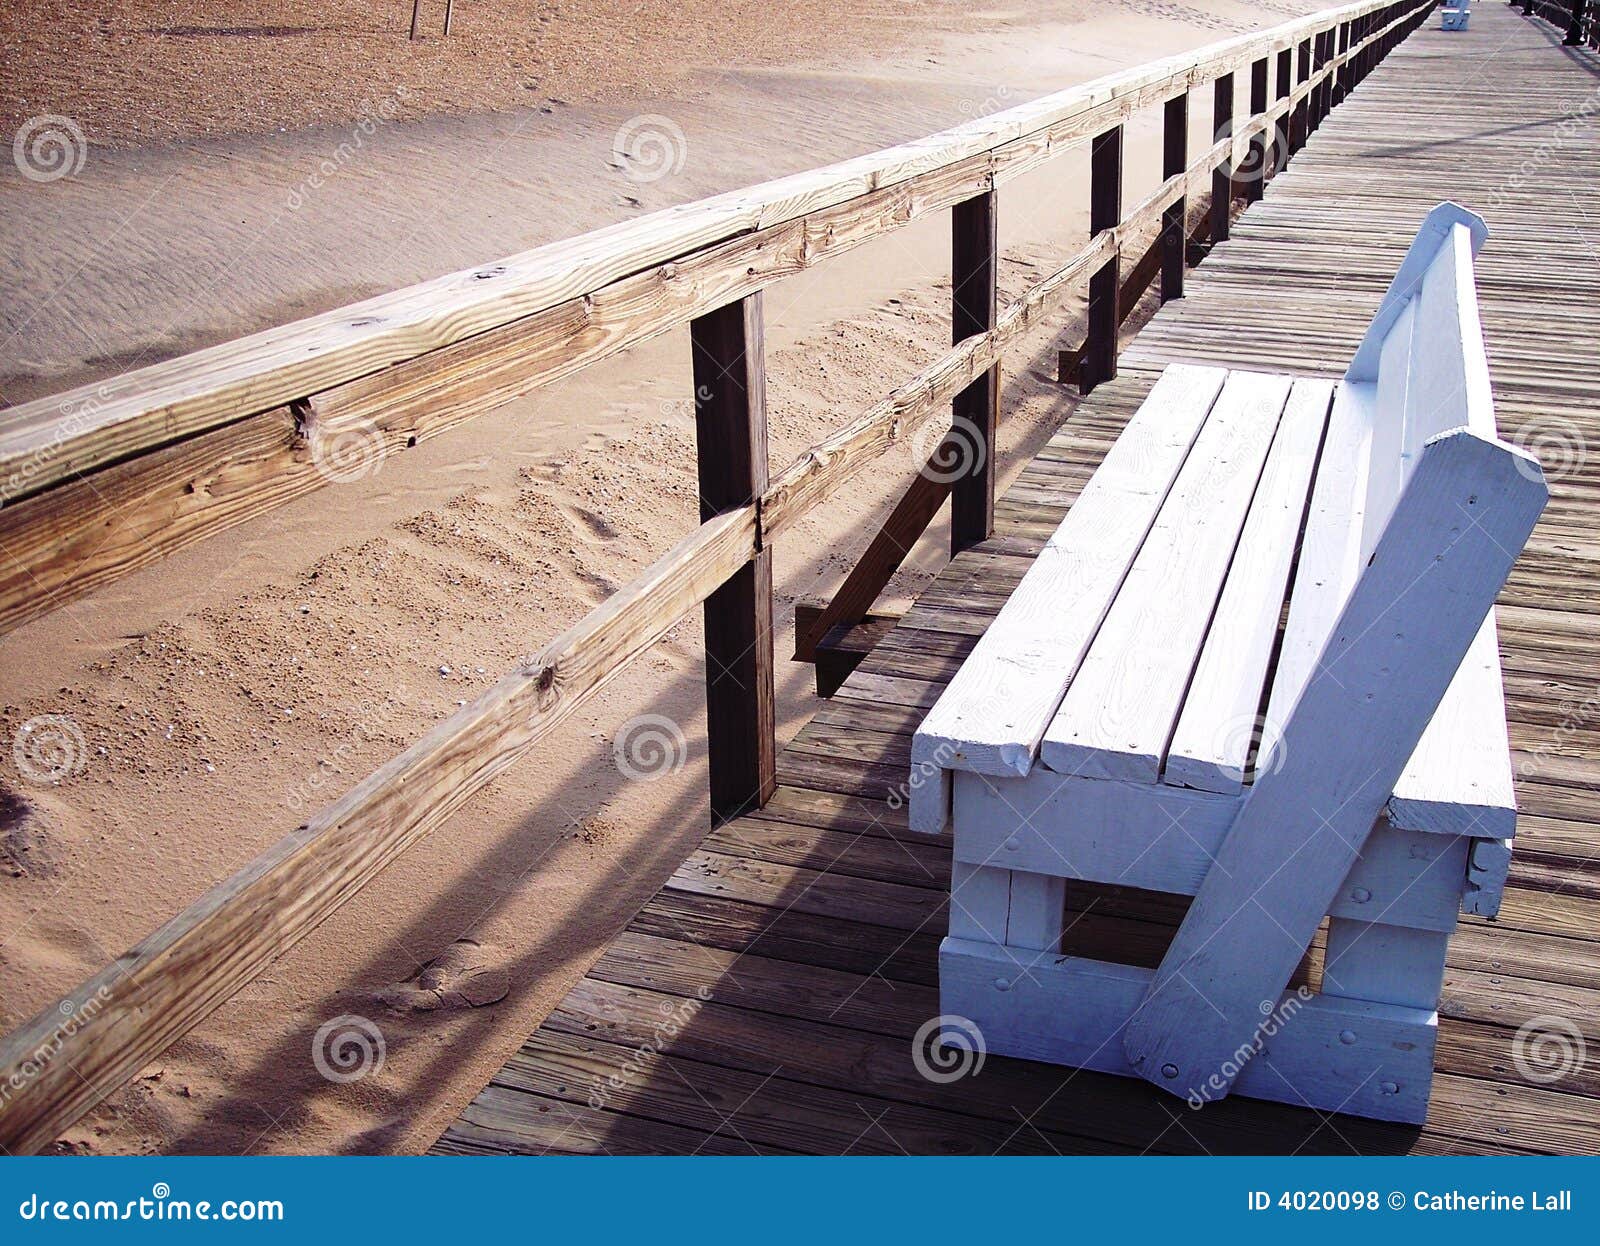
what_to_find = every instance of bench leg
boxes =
[1007,873,1067,952]
[1322,918,1451,1010]
[948,862,1064,952]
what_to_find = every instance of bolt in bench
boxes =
[908,203,1547,1123]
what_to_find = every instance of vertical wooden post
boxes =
[1334,21,1350,107]
[444,0,455,36]
[1566,1,1587,44]
[950,190,999,554]
[1161,94,1188,302]
[1079,127,1123,395]
[1210,74,1233,248]
[1291,38,1310,154]
[1313,32,1329,130]
[691,294,776,825]
[410,0,423,40]
[1246,57,1269,202]
[1274,48,1292,176]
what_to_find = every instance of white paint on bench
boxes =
[1323,919,1451,1010]
[941,937,1436,1123]
[1039,370,1293,783]
[1262,206,1516,841]
[953,769,1466,931]
[908,363,1227,831]
[1122,428,1547,1103]
[1164,378,1334,792]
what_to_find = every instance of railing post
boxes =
[690,293,776,825]
[950,190,999,553]
[1291,38,1311,154]
[1161,94,1188,301]
[1315,30,1332,129]
[1567,1,1587,44]
[1246,57,1270,201]
[1334,20,1350,107]
[1080,126,1123,396]
[1307,33,1321,135]
[1209,75,1234,248]
[1274,48,1292,180]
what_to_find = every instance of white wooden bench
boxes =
[908,202,1547,1123]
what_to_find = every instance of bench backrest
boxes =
[1349,201,1494,558]
[1258,201,1517,837]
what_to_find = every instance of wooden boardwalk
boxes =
[435,5,1600,1156]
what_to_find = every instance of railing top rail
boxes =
[0,0,1409,503]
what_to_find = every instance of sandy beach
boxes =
[1,0,1325,1154]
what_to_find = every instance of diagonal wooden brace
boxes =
[1121,427,1547,1104]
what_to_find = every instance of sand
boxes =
[0,0,1324,1154]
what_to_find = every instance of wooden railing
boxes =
[1520,0,1599,48]
[0,0,1434,1154]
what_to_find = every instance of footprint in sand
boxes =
[374,939,510,1013]
[561,504,621,544]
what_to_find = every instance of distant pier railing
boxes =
[1520,0,1600,49]
[0,0,1433,1154]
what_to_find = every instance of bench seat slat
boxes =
[908,363,1226,831]
[1164,377,1334,793]
[1040,369,1292,782]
